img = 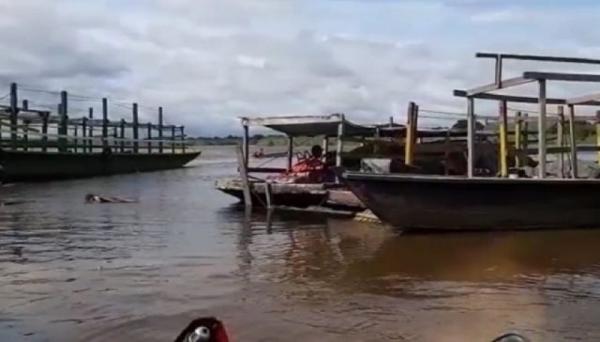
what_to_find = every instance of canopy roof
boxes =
[240,114,379,137]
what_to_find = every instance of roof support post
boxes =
[499,100,508,177]
[336,115,345,168]
[538,79,547,178]
[557,106,565,178]
[242,123,249,168]
[287,136,293,171]
[568,104,578,178]
[467,97,475,178]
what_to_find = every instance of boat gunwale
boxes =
[342,171,600,185]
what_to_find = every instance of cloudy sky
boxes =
[1,0,600,136]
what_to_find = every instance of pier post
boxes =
[119,119,125,152]
[523,113,529,158]
[82,117,87,153]
[558,106,565,177]
[41,112,48,152]
[404,102,416,166]
[236,144,253,208]
[537,80,547,178]
[336,114,345,168]
[23,119,29,151]
[596,110,600,165]
[242,122,249,167]
[181,126,185,153]
[88,107,93,153]
[287,136,293,171]
[22,100,28,111]
[73,123,78,153]
[113,126,118,150]
[467,97,475,178]
[132,103,139,153]
[147,122,152,153]
[102,98,108,149]
[58,90,68,153]
[498,100,508,177]
[10,83,18,150]
[171,125,176,154]
[568,104,578,178]
[515,111,522,167]
[158,107,163,154]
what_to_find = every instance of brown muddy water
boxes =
[2,146,600,341]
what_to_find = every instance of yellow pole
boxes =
[499,100,508,177]
[514,111,522,168]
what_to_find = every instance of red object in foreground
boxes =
[174,317,230,342]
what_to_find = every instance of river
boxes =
[1,146,600,341]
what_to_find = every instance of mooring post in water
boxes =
[73,122,78,153]
[147,122,152,153]
[537,79,547,178]
[514,111,522,168]
[180,126,186,153]
[171,125,176,154]
[88,107,94,153]
[557,106,565,178]
[336,114,345,168]
[22,99,28,111]
[41,112,49,152]
[82,117,87,153]
[59,90,68,153]
[132,103,139,153]
[467,97,475,178]
[102,98,108,149]
[10,82,18,150]
[568,104,578,178]
[287,136,293,171]
[158,107,163,154]
[120,119,125,152]
[596,110,600,165]
[498,99,508,177]
[242,121,249,167]
[22,119,29,151]
[236,144,253,208]
[404,102,416,166]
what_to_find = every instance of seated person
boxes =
[275,145,334,184]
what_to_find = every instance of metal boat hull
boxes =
[343,172,600,231]
[0,150,201,182]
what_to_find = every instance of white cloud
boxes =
[0,0,599,135]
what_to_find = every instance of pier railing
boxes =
[0,83,196,154]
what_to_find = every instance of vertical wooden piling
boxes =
[88,107,94,153]
[404,102,416,165]
[158,107,163,154]
[120,119,125,152]
[180,126,185,153]
[322,136,329,162]
[287,136,294,171]
[10,83,18,150]
[522,113,529,156]
[113,126,118,150]
[242,122,249,167]
[537,79,547,178]
[58,90,68,153]
[147,122,152,153]
[596,110,600,165]
[82,117,87,153]
[171,125,176,154]
[22,119,29,151]
[102,98,108,149]
[236,144,252,207]
[22,100,28,111]
[132,103,139,153]
[467,97,475,178]
[557,106,565,177]
[336,115,345,167]
[73,123,78,153]
[498,100,508,177]
[514,111,522,168]
[568,104,578,178]
[41,112,49,152]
